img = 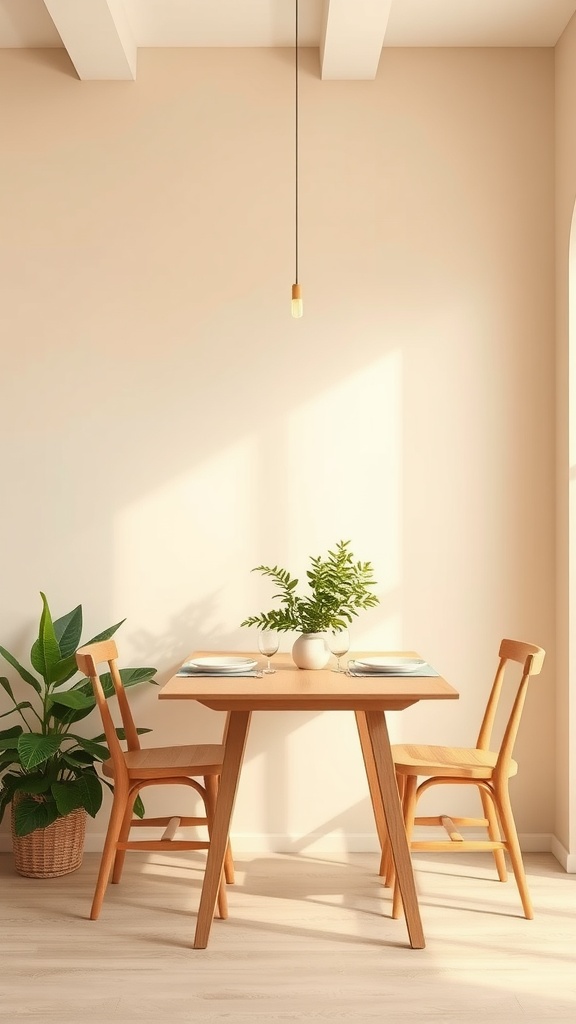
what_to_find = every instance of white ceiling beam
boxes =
[42,0,136,80]
[320,0,392,80]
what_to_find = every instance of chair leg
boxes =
[204,775,228,920]
[90,791,128,920]
[379,844,392,884]
[479,786,507,883]
[381,773,404,887]
[216,774,235,884]
[392,775,418,919]
[384,849,395,888]
[112,789,138,884]
[493,779,533,919]
[223,839,235,885]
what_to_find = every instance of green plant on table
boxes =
[0,593,156,837]
[241,539,379,634]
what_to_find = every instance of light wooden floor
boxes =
[1,849,575,1023]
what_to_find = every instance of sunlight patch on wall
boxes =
[285,351,403,649]
[112,351,404,659]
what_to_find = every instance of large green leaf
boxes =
[91,726,152,743]
[0,647,42,694]
[67,735,110,761]
[17,733,62,770]
[0,726,23,751]
[51,779,84,816]
[13,795,59,836]
[98,667,157,698]
[51,610,124,689]
[0,770,23,792]
[76,676,104,700]
[51,774,102,818]
[30,593,61,684]
[83,619,126,647]
[118,667,157,686]
[12,774,52,795]
[51,675,98,722]
[61,750,97,769]
[0,676,16,702]
[50,701,95,727]
[49,653,80,687]
[118,726,152,740]
[76,666,156,702]
[0,775,21,823]
[53,604,83,659]
[49,690,95,712]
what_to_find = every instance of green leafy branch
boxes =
[241,540,379,634]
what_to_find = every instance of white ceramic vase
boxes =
[292,632,330,670]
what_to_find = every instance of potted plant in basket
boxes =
[241,540,379,669]
[0,593,156,877]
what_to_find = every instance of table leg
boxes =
[354,711,390,857]
[193,709,251,949]
[361,710,425,949]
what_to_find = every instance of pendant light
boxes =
[291,0,303,318]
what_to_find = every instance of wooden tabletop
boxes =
[159,651,459,712]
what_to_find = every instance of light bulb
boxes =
[291,283,303,318]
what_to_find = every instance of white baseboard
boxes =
[550,834,576,872]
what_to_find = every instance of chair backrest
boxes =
[76,640,141,783]
[476,638,545,776]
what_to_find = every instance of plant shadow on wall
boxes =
[126,592,249,684]
[123,593,257,746]
[0,593,156,871]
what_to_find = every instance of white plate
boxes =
[352,657,426,674]
[179,667,257,676]
[184,656,258,673]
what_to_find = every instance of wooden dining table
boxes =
[159,650,459,950]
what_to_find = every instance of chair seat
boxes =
[102,743,225,780]
[391,743,518,780]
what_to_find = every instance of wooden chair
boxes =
[76,640,234,921]
[383,638,545,919]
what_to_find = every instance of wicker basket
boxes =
[11,800,87,878]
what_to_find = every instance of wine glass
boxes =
[327,628,350,673]
[258,630,279,674]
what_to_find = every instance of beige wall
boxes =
[556,15,576,869]
[0,47,556,851]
